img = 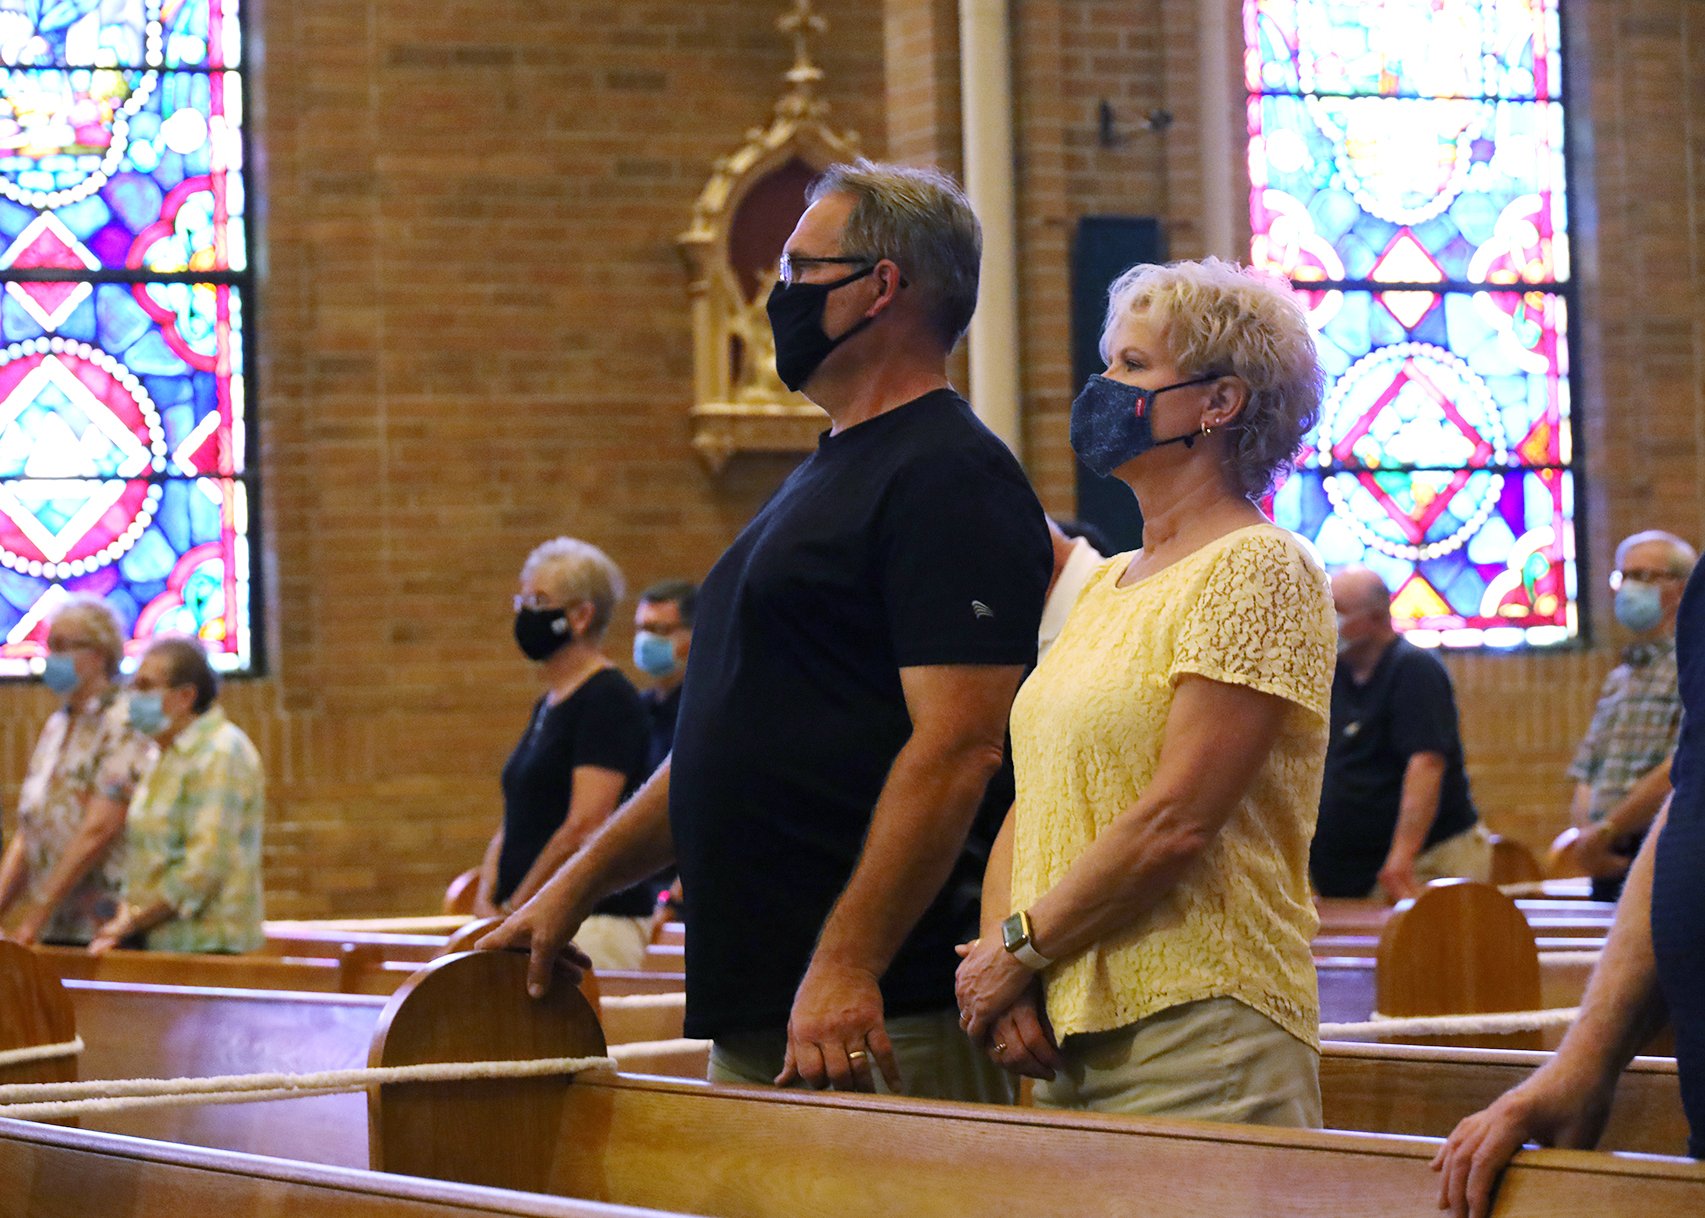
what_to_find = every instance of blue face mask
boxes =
[1614,581,1665,633]
[42,651,80,695]
[1069,373,1223,479]
[128,691,167,736]
[633,630,680,679]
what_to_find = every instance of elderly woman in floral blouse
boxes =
[0,597,154,945]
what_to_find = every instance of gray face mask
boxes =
[1613,581,1664,632]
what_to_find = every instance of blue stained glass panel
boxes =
[0,474,250,672]
[1244,0,1562,102]
[0,0,250,677]
[1249,96,1568,284]
[1273,467,1573,645]
[0,1,242,70]
[0,67,244,269]
[1246,0,1577,648]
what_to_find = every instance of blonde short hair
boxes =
[519,537,625,639]
[49,595,126,677]
[1101,257,1323,499]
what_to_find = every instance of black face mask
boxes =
[765,264,877,392]
[514,607,573,661]
[1069,374,1224,479]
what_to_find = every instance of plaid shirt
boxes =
[1569,639,1682,823]
[124,705,265,953]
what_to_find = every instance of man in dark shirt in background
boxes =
[632,579,697,778]
[483,159,1050,1102]
[1312,566,1490,900]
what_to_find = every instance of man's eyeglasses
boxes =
[776,254,875,287]
[1609,568,1683,590]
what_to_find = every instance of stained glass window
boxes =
[1246,0,1577,648]
[0,1,253,676]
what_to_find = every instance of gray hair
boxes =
[520,537,625,639]
[807,159,981,348]
[1101,257,1324,500]
[49,595,126,677]
[144,635,218,714]
[1615,530,1698,576]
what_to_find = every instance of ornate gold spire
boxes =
[775,0,828,120]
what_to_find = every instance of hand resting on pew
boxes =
[1432,801,1673,1217]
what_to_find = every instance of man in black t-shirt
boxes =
[1312,567,1491,899]
[482,160,1050,1102]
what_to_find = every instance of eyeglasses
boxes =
[776,253,876,287]
[1609,568,1683,590]
[513,594,566,612]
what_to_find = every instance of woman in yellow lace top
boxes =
[955,258,1334,1127]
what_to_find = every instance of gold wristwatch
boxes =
[1000,909,1054,970]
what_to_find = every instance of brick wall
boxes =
[1,0,886,917]
[3,0,1701,914]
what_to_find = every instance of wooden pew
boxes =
[0,941,76,1090]
[34,944,416,996]
[1316,895,1617,939]
[368,952,1705,1217]
[1320,1042,1688,1154]
[0,1118,687,1218]
[59,975,686,1164]
[259,927,448,963]
[2,944,1692,1181]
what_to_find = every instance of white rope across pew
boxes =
[600,992,685,1011]
[0,1053,615,1123]
[0,1038,83,1069]
[1321,1007,1580,1040]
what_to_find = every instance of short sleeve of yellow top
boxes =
[1008,523,1335,1050]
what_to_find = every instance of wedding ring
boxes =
[848,1049,869,1063]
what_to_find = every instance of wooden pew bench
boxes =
[3,941,1694,1196]
[0,937,693,1168]
[1316,895,1617,939]
[35,943,417,996]
[366,952,1705,1218]
[0,1119,686,1218]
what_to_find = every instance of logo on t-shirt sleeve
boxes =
[971,599,995,621]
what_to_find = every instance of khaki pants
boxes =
[708,1007,1016,1104]
[1371,823,1495,899]
[1033,997,1321,1129]
[575,913,655,973]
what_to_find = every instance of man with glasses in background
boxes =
[1564,530,1699,901]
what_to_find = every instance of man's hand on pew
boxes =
[1572,820,1635,880]
[1431,1064,1614,1218]
[776,959,902,1093]
[476,883,595,998]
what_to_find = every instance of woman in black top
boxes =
[475,536,655,970]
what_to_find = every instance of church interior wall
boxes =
[1,0,1701,912]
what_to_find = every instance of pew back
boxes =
[370,953,1705,1218]
[0,1119,687,1218]
[0,941,75,1088]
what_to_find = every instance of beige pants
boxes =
[1371,823,1495,899]
[708,1007,1015,1104]
[575,913,655,973]
[1033,997,1322,1128]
